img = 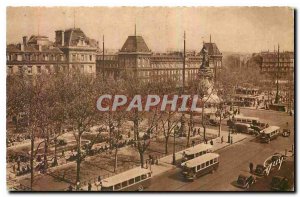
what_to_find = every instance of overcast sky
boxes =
[7,7,294,53]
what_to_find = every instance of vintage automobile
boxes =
[271,176,289,191]
[209,119,220,126]
[254,164,266,176]
[234,123,255,134]
[260,126,280,143]
[282,129,291,137]
[236,174,256,189]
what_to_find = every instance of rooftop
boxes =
[184,144,213,156]
[261,126,280,134]
[184,153,220,168]
[120,36,151,53]
[63,28,98,47]
[102,167,151,187]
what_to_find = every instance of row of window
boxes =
[151,63,199,69]
[194,158,218,172]
[7,64,95,75]
[263,129,280,138]
[71,54,94,62]
[7,54,65,62]
[113,173,151,190]
[261,67,293,72]
[262,63,293,67]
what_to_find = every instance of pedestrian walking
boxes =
[192,140,195,147]
[68,184,73,191]
[230,136,233,144]
[210,140,214,145]
[76,181,81,191]
[17,160,20,171]
[197,128,200,135]
[249,162,254,173]
[221,136,224,144]
[95,180,101,191]
[88,181,92,191]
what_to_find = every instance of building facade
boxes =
[54,28,98,75]
[259,51,294,76]
[7,28,223,81]
[7,28,98,76]
[96,34,223,83]
[6,35,66,76]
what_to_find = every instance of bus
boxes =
[101,167,152,191]
[232,115,260,125]
[260,126,280,143]
[181,144,213,164]
[181,153,220,181]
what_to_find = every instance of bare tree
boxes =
[160,111,180,154]
[65,72,98,183]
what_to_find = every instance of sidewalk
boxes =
[159,132,247,165]
[77,130,248,191]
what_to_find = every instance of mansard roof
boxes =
[120,36,151,53]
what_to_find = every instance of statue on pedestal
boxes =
[199,47,213,80]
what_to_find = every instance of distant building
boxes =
[7,28,98,76]
[6,35,66,76]
[7,28,223,81]
[54,28,98,75]
[96,34,222,83]
[259,51,294,76]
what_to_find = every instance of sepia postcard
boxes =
[6,6,295,192]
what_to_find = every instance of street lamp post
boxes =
[172,126,179,165]
[275,44,280,104]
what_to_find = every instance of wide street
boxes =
[146,108,294,191]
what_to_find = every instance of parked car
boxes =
[282,129,291,137]
[271,176,289,191]
[250,125,264,135]
[234,123,254,134]
[236,174,256,189]
[209,119,220,126]
[254,164,266,176]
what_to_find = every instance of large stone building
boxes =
[259,51,294,76]
[7,28,98,76]
[7,28,223,82]
[6,35,66,76]
[96,34,222,84]
[54,28,98,75]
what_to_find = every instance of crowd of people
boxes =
[6,133,31,147]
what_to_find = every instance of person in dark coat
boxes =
[249,162,254,173]
[68,185,73,191]
[88,182,92,191]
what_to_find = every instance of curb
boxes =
[213,136,248,152]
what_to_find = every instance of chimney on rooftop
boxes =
[23,36,27,46]
[55,30,64,46]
